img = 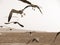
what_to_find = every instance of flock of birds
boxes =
[0,0,60,44]
[4,0,42,44]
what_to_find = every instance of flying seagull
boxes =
[53,32,60,42]
[8,5,42,22]
[8,9,25,22]
[5,22,24,27]
[18,0,42,13]
[22,5,43,14]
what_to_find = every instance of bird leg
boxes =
[31,7,35,11]
[21,12,26,17]
[18,10,26,17]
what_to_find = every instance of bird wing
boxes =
[4,22,13,24]
[5,22,24,27]
[8,11,12,22]
[18,0,32,5]
[22,5,42,14]
[4,23,10,24]
[22,5,31,11]
[33,5,42,14]
[17,22,24,27]
[53,32,60,42]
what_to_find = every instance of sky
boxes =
[0,0,60,32]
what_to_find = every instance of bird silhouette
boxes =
[27,38,39,44]
[18,0,42,13]
[18,0,32,5]
[8,9,25,22]
[5,22,24,27]
[22,5,42,14]
[53,32,60,42]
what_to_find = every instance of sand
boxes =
[0,27,60,45]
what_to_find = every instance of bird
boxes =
[8,9,25,22]
[5,22,24,27]
[53,32,60,42]
[18,0,42,14]
[27,38,39,44]
[18,0,32,5]
[22,4,43,14]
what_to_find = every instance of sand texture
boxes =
[0,27,60,45]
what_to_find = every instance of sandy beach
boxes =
[0,27,60,45]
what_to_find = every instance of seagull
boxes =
[22,5,43,14]
[27,38,39,44]
[8,5,42,22]
[18,0,32,5]
[18,0,42,13]
[5,22,24,27]
[8,9,25,22]
[53,32,60,42]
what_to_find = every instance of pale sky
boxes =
[0,0,60,32]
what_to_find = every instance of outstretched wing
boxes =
[17,22,24,27]
[8,11,13,22]
[18,0,32,5]
[53,32,60,42]
[22,5,42,14]
[5,22,24,27]
[22,5,31,11]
